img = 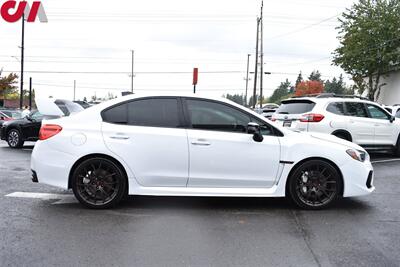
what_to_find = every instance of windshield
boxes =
[54,100,84,116]
[276,100,316,115]
[2,110,22,119]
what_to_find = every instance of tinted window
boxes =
[187,99,252,133]
[276,100,315,114]
[31,111,43,120]
[103,103,128,124]
[128,98,180,127]
[326,102,345,115]
[367,104,390,120]
[345,102,368,118]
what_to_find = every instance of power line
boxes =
[268,13,340,40]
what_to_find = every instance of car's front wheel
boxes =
[72,158,127,209]
[288,160,342,210]
[7,129,24,148]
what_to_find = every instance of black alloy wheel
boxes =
[288,160,342,210]
[7,129,24,148]
[72,158,127,209]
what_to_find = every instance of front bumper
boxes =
[341,160,375,197]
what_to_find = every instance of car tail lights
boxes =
[39,124,62,140]
[300,113,325,123]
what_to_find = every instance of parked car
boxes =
[271,94,400,155]
[1,99,83,148]
[0,110,22,129]
[31,93,374,210]
[384,105,400,118]
[74,101,92,109]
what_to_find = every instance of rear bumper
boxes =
[31,141,75,189]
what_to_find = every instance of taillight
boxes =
[300,113,325,123]
[39,124,62,140]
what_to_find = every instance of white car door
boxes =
[366,104,397,145]
[344,102,375,145]
[102,97,189,187]
[184,99,281,188]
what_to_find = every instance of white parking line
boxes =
[5,192,77,205]
[371,158,400,164]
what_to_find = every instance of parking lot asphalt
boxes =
[0,142,400,267]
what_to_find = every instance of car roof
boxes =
[281,96,377,105]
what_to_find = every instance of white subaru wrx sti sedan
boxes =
[31,94,374,209]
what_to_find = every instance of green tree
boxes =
[0,70,19,100]
[269,79,292,104]
[295,71,303,87]
[333,0,400,101]
[308,70,323,82]
[324,74,348,95]
[225,93,245,106]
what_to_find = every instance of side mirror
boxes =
[390,116,395,123]
[247,122,264,143]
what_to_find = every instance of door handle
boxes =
[191,139,211,146]
[109,134,130,140]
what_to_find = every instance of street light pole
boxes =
[73,80,76,101]
[131,50,134,93]
[259,0,264,109]
[244,54,251,107]
[252,18,260,109]
[20,13,25,109]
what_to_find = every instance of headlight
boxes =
[346,149,368,162]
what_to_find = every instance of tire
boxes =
[333,131,351,142]
[288,160,342,210]
[71,158,127,209]
[7,129,24,148]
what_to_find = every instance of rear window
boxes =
[326,102,345,115]
[276,100,316,115]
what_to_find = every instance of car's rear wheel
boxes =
[288,160,342,210]
[333,131,351,142]
[7,129,24,148]
[72,158,127,209]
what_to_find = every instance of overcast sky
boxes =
[1,0,356,101]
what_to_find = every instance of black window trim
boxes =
[181,97,284,137]
[101,96,186,129]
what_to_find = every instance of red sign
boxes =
[193,68,198,85]
[1,1,48,23]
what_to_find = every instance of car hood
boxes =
[290,131,365,152]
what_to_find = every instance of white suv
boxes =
[271,95,400,155]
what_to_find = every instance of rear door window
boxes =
[276,100,315,115]
[344,102,369,118]
[127,98,180,128]
[326,102,345,115]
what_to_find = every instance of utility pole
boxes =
[73,80,76,101]
[131,50,134,93]
[244,54,251,107]
[259,0,264,109]
[29,77,32,110]
[252,18,260,109]
[20,13,25,109]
